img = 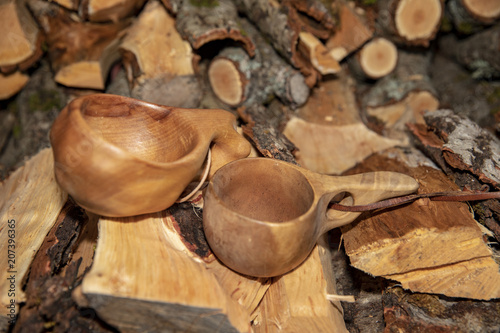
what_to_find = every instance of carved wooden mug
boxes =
[50,94,251,217]
[203,158,419,277]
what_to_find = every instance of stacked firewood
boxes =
[1,0,500,332]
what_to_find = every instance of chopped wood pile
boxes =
[1,0,500,332]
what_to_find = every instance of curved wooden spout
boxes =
[50,94,251,217]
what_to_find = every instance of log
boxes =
[238,103,298,165]
[175,0,255,57]
[0,0,42,73]
[78,208,262,332]
[252,235,348,333]
[409,110,500,242]
[207,19,309,108]
[447,0,500,35]
[0,148,68,331]
[282,70,399,174]
[419,109,500,189]
[439,24,500,80]
[341,147,500,300]
[362,50,439,144]
[233,0,321,86]
[0,71,29,100]
[348,37,398,80]
[120,0,201,107]
[28,0,127,90]
[283,0,335,40]
[378,0,443,47]
[325,0,373,62]
[298,31,341,75]
[11,200,110,332]
[79,0,147,22]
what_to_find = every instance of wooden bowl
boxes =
[50,94,251,217]
[203,158,419,277]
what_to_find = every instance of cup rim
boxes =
[208,157,319,225]
[70,94,208,169]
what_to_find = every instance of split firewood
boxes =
[0,0,43,74]
[28,0,127,90]
[233,0,327,86]
[439,24,500,80]
[207,19,309,108]
[361,50,439,144]
[409,110,500,242]
[325,0,374,62]
[348,37,398,80]
[298,32,341,76]
[175,0,255,58]
[0,148,68,331]
[283,0,335,40]
[0,71,29,100]
[447,0,500,35]
[412,110,500,189]
[377,0,443,47]
[11,200,109,333]
[120,0,201,107]
[383,286,500,332]
[283,70,399,174]
[79,0,147,22]
[341,147,500,300]
[78,209,263,332]
[252,235,348,333]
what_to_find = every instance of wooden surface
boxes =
[283,71,399,174]
[252,235,348,333]
[120,0,200,107]
[0,149,67,331]
[325,1,373,62]
[28,0,127,89]
[341,148,500,300]
[79,210,254,332]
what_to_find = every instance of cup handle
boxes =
[201,111,252,176]
[319,171,419,232]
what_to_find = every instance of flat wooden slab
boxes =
[0,148,67,330]
[341,148,500,300]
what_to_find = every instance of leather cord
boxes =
[329,186,500,212]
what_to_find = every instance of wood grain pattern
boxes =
[0,149,67,331]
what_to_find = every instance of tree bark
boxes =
[341,147,500,300]
[28,0,128,90]
[207,19,309,109]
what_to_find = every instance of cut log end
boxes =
[463,0,500,21]
[208,57,245,106]
[359,38,398,79]
[395,0,442,43]
[0,71,29,100]
[0,0,40,69]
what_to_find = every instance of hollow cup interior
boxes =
[212,159,315,222]
[79,96,198,163]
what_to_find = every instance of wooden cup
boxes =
[50,94,251,217]
[203,158,419,277]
